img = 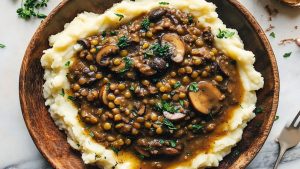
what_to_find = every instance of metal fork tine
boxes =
[290,110,300,127]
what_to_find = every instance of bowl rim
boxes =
[19,0,280,168]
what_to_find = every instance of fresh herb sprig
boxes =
[119,57,133,73]
[115,13,124,21]
[17,0,49,20]
[283,52,292,58]
[159,2,170,5]
[141,18,151,31]
[150,43,170,58]
[163,118,177,130]
[216,29,235,39]
[117,36,129,48]
[188,82,199,92]
[0,43,6,48]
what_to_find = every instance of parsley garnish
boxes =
[119,56,133,73]
[163,118,177,130]
[159,139,165,144]
[111,146,120,154]
[192,124,203,132]
[188,82,199,92]
[155,101,179,113]
[101,31,107,37]
[179,100,184,107]
[89,132,94,137]
[283,52,292,58]
[64,61,70,67]
[254,107,263,114]
[159,2,170,5]
[59,89,65,97]
[188,16,194,24]
[216,29,235,39]
[135,151,145,159]
[129,86,135,91]
[141,18,151,31]
[169,140,177,147]
[275,115,279,121]
[115,13,124,21]
[110,30,117,36]
[269,32,276,38]
[150,43,170,58]
[17,0,49,20]
[173,81,182,89]
[117,36,129,48]
[0,43,6,48]
[67,96,75,101]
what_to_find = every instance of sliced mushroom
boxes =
[77,39,91,49]
[216,55,237,77]
[96,45,119,66]
[163,111,186,121]
[188,81,223,114]
[111,62,126,73]
[161,33,186,63]
[148,57,167,71]
[99,85,108,105]
[149,8,167,22]
[134,58,157,76]
[137,104,146,115]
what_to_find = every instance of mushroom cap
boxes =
[163,111,186,121]
[188,81,223,114]
[96,45,119,66]
[216,55,237,76]
[161,33,186,63]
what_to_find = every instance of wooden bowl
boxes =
[19,0,279,168]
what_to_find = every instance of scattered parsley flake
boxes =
[163,118,177,130]
[101,31,107,37]
[159,139,165,144]
[65,61,71,67]
[67,96,75,101]
[192,124,203,132]
[141,18,151,31]
[159,2,170,5]
[188,82,199,92]
[216,29,235,39]
[119,56,133,73]
[179,100,184,107]
[188,16,194,24]
[110,30,117,36]
[254,107,263,114]
[275,115,279,121]
[0,43,6,48]
[269,32,276,38]
[150,43,170,58]
[283,52,292,58]
[111,147,120,154]
[60,89,65,97]
[17,0,49,20]
[173,81,182,89]
[129,86,135,91]
[117,36,129,48]
[155,101,179,113]
[135,151,145,159]
[169,140,177,147]
[115,13,124,21]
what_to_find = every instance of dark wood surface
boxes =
[19,0,279,168]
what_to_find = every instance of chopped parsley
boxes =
[89,132,94,137]
[117,36,129,48]
[269,32,276,38]
[101,31,107,37]
[188,16,194,24]
[67,96,75,101]
[159,2,170,5]
[169,140,177,147]
[135,151,145,159]
[192,124,203,132]
[110,30,117,36]
[129,86,135,91]
[155,101,179,113]
[115,13,124,21]
[179,100,184,107]
[275,115,279,121]
[111,146,120,154]
[163,118,177,130]
[59,89,65,97]
[150,43,170,58]
[283,52,292,58]
[159,139,165,144]
[173,81,182,89]
[254,107,263,114]
[17,0,49,20]
[64,61,71,67]
[216,29,235,39]
[0,43,6,48]
[141,18,151,31]
[188,82,199,92]
[119,56,133,73]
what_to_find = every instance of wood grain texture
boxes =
[19,0,279,168]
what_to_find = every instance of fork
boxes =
[274,111,300,169]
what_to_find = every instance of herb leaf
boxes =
[254,107,263,114]
[65,61,71,67]
[67,96,75,101]
[0,43,6,48]
[155,101,179,113]
[89,132,95,137]
[169,140,177,147]
[60,89,65,97]
[269,32,276,38]
[216,29,235,39]
[115,13,124,21]
[188,82,199,92]
[111,146,120,154]
[150,43,170,58]
[117,36,129,48]
[163,118,177,130]
[159,2,170,5]
[173,81,182,89]
[141,18,151,31]
[192,124,203,132]
[283,52,292,58]
[119,56,133,73]
[17,0,49,20]
[275,115,279,121]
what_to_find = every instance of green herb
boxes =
[156,101,179,113]
[188,82,199,92]
[67,96,75,101]
[117,36,129,48]
[89,132,94,137]
[254,107,263,114]
[111,147,120,154]
[159,139,165,144]
[135,151,145,159]
[60,89,65,97]
[110,30,117,36]
[0,43,6,48]
[65,61,71,67]
[159,2,169,5]
[269,32,276,38]
[192,124,203,132]
[188,16,194,24]
[115,13,124,21]
[179,100,184,107]
[101,31,107,37]
[163,119,177,130]
[141,18,151,31]
[129,86,135,91]
[275,115,279,121]
[216,29,235,39]
[169,140,177,147]
[17,0,49,20]
[150,43,170,58]
[77,143,80,147]
[119,56,133,73]
[283,52,292,58]
[173,81,182,89]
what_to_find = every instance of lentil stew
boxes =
[66,7,244,169]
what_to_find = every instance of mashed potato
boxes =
[41,0,264,168]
